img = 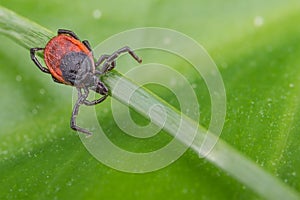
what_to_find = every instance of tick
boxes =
[30,29,142,135]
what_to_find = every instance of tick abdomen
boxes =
[44,34,93,85]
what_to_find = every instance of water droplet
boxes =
[55,187,60,192]
[16,75,22,82]
[182,188,188,194]
[289,83,294,88]
[93,9,102,19]
[50,124,57,133]
[32,109,38,115]
[267,98,272,102]
[254,16,264,27]
[40,88,46,95]
[1,150,8,155]
[280,95,286,100]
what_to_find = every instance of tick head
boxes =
[60,52,94,86]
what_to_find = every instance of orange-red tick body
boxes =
[44,33,94,85]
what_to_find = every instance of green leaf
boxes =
[0,1,300,200]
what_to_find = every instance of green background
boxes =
[1,0,300,199]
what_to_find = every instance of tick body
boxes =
[30,29,142,135]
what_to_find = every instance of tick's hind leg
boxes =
[70,101,92,136]
[70,89,92,136]
[100,46,142,74]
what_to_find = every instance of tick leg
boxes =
[70,88,92,136]
[83,95,108,105]
[95,54,115,75]
[95,54,115,68]
[100,46,142,74]
[81,87,108,106]
[52,76,63,84]
[82,40,94,59]
[82,40,92,51]
[30,48,50,74]
[95,54,109,67]
[58,29,80,40]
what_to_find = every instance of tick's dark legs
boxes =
[58,29,80,40]
[95,54,116,75]
[70,87,108,136]
[30,48,50,74]
[98,46,142,74]
[83,95,108,105]
[81,87,108,106]
[95,54,111,67]
[58,29,92,53]
[70,89,92,136]
[82,40,92,51]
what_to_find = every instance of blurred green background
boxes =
[1,0,300,199]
